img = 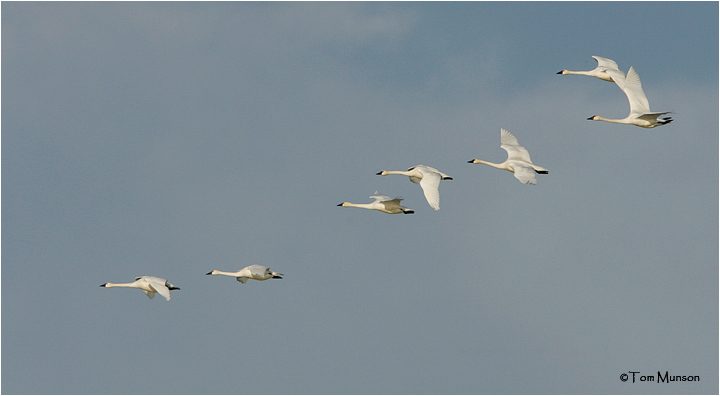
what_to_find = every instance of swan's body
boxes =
[468,128,548,185]
[338,191,414,214]
[376,165,452,210]
[100,276,180,301]
[557,55,623,82]
[206,265,284,284]
[588,66,672,128]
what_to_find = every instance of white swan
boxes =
[557,55,623,82]
[587,66,673,128]
[376,165,452,211]
[100,276,180,301]
[206,265,284,284]
[338,191,414,214]
[468,128,548,185]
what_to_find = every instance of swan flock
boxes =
[101,55,672,301]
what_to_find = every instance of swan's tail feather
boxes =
[533,165,549,174]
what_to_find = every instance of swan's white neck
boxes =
[559,69,613,82]
[562,70,592,76]
[209,270,241,276]
[103,282,138,288]
[592,115,627,124]
[342,202,375,209]
[381,170,414,176]
[472,159,510,171]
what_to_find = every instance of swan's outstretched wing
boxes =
[511,164,538,185]
[247,265,269,278]
[500,128,533,163]
[592,56,619,71]
[417,169,441,210]
[378,199,398,211]
[140,276,167,283]
[370,191,393,202]
[605,68,627,90]
[146,278,172,301]
[619,66,650,115]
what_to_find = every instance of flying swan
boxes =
[100,276,180,301]
[376,165,452,210]
[557,55,623,82]
[587,66,673,128]
[206,265,284,284]
[468,128,548,185]
[338,191,414,214]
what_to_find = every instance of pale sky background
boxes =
[2,2,718,394]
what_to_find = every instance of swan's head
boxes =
[337,202,349,207]
[206,270,217,275]
[557,70,568,75]
[468,159,480,164]
[100,283,109,287]
[376,170,388,176]
[587,115,600,121]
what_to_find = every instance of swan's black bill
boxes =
[99,283,107,287]
[376,171,383,175]
[336,203,343,206]
[205,271,213,275]
[556,70,564,74]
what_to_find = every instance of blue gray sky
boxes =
[2,2,718,394]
